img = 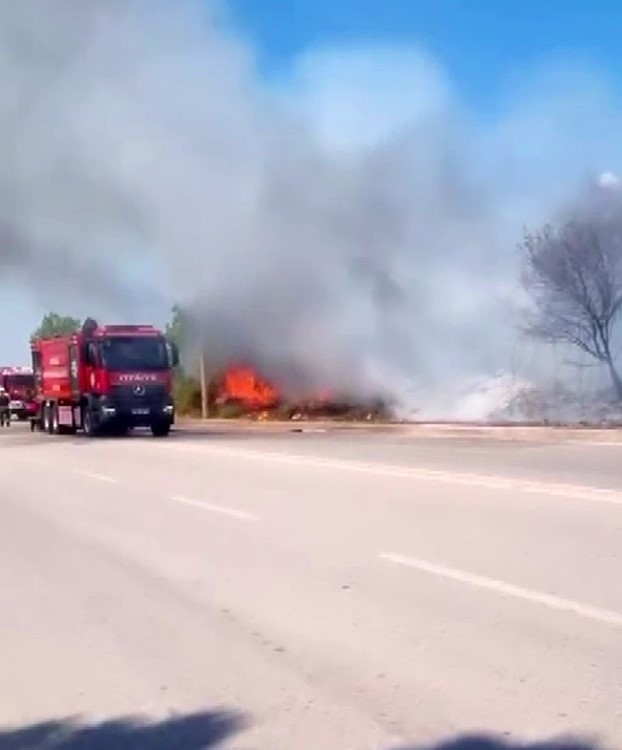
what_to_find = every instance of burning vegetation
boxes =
[217,366,279,409]
[211,364,392,422]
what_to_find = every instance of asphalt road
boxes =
[0,422,621,749]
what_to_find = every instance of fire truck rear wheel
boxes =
[50,404,60,435]
[82,406,99,437]
[43,403,52,434]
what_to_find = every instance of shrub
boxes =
[173,373,202,416]
[215,400,250,419]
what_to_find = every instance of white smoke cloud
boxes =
[1,0,621,414]
[277,43,451,151]
[598,171,622,190]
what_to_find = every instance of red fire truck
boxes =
[31,318,179,437]
[0,366,37,421]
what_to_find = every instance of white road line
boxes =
[571,441,622,448]
[72,469,118,483]
[171,495,259,522]
[167,444,622,507]
[379,552,622,629]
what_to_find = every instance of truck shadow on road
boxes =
[0,714,604,750]
[0,710,244,749]
[394,737,601,750]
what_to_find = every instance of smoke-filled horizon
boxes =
[2,0,622,416]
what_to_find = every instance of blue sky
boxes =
[226,0,622,110]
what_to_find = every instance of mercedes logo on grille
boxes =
[133,384,146,396]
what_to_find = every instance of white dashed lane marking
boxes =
[72,469,118,484]
[171,495,259,522]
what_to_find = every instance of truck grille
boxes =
[110,383,168,406]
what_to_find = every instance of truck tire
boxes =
[151,421,171,437]
[50,403,60,435]
[82,407,97,437]
[43,403,52,434]
[34,405,44,432]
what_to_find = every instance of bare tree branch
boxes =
[520,203,622,400]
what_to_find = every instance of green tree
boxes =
[30,312,81,342]
[164,304,185,353]
[165,305,205,416]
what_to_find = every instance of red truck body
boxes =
[31,319,179,437]
[0,366,37,420]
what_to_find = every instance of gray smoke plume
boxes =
[2,0,621,413]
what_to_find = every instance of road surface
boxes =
[0,422,620,749]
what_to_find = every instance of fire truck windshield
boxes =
[5,375,34,391]
[100,336,169,372]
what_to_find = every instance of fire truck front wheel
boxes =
[151,420,171,437]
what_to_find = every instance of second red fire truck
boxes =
[0,366,37,421]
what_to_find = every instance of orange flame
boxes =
[221,365,279,407]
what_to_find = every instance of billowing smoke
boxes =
[2,0,622,415]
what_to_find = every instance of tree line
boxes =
[29,200,622,410]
